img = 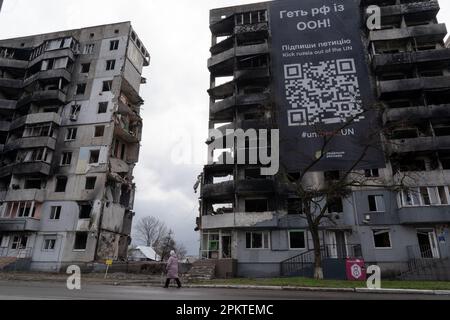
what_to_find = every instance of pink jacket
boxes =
[166,256,179,279]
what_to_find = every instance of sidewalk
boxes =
[1,272,449,296]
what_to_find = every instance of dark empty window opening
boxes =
[76,83,86,95]
[85,177,97,190]
[328,197,343,213]
[89,150,100,164]
[325,171,340,181]
[419,69,443,78]
[245,199,269,213]
[102,80,112,92]
[289,231,306,249]
[66,128,77,141]
[61,152,72,166]
[24,179,41,190]
[74,232,88,250]
[110,40,119,51]
[369,195,386,212]
[426,90,450,106]
[365,169,380,178]
[287,198,303,215]
[106,59,116,71]
[441,157,450,170]
[94,126,105,137]
[120,143,126,160]
[55,177,68,193]
[434,125,450,137]
[81,63,90,73]
[50,206,61,220]
[79,204,92,219]
[98,102,108,114]
[70,104,81,120]
[373,230,392,249]
[386,100,412,109]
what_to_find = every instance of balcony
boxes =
[210,37,234,56]
[10,112,61,130]
[0,164,13,178]
[12,162,51,176]
[236,179,275,195]
[114,125,140,144]
[17,90,67,107]
[208,42,269,74]
[23,69,72,87]
[0,99,17,110]
[210,14,235,36]
[398,206,450,224]
[234,22,269,35]
[369,23,447,43]
[0,218,40,232]
[3,136,57,153]
[0,78,23,89]
[28,48,75,68]
[5,189,45,202]
[235,67,270,82]
[394,170,450,187]
[388,136,450,154]
[208,81,234,100]
[109,158,130,174]
[211,92,270,116]
[378,75,450,97]
[379,0,440,19]
[384,104,450,124]
[201,181,235,199]
[0,57,28,69]
[201,211,278,230]
[373,48,450,72]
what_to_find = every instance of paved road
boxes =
[0,281,448,300]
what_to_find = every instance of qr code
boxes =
[284,59,365,127]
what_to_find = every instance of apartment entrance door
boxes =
[417,230,440,259]
[326,231,347,259]
[221,234,231,259]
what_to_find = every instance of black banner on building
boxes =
[270,0,385,172]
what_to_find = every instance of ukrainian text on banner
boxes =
[270,0,385,172]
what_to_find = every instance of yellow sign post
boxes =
[105,259,113,279]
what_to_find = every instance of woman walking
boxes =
[164,250,182,288]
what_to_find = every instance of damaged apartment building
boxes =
[197,0,450,279]
[0,22,149,271]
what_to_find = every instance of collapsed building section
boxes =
[0,22,149,271]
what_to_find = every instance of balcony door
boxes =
[417,229,440,259]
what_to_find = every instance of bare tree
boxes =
[175,243,188,260]
[134,216,169,249]
[282,104,410,279]
[157,230,176,261]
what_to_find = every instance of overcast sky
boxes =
[0,0,449,255]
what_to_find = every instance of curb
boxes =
[186,284,450,296]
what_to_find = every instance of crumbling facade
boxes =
[199,1,450,278]
[0,22,149,271]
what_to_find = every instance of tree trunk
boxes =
[311,228,324,280]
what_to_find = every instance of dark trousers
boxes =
[164,278,182,288]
